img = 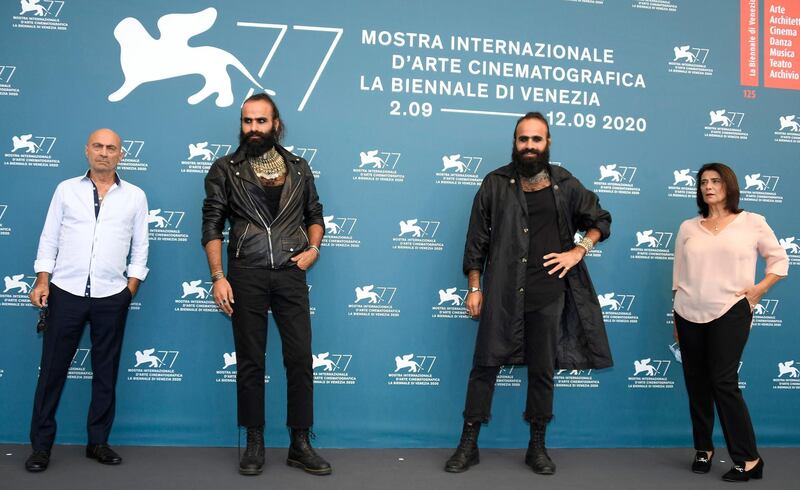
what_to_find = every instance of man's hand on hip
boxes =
[543,247,585,279]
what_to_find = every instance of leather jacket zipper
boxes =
[239,178,275,267]
[235,223,250,258]
[270,173,303,228]
[299,225,309,247]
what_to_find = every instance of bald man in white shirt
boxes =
[25,128,149,472]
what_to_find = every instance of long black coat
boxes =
[463,163,613,369]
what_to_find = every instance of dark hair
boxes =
[513,111,550,139]
[696,162,743,217]
[241,93,284,142]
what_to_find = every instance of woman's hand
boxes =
[736,284,767,310]
[672,313,679,344]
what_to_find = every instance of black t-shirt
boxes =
[524,186,566,312]
[248,180,283,221]
[262,184,283,219]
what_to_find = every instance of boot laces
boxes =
[246,427,261,445]
[292,429,317,449]
[243,427,262,457]
[459,424,479,446]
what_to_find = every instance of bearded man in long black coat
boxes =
[445,111,613,476]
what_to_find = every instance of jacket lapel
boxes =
[276,145,300,215]
[496,163,527,215]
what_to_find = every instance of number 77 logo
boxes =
[236,22,344,112]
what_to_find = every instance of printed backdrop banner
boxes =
[1,0,799,449]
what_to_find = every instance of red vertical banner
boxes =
[764,0,800,90]
[741,0,760,86]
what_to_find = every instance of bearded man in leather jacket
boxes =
[445,112,613,476]
[201,93,329,476]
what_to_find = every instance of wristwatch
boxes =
[468,287,481,294]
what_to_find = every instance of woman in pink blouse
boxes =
[672,163,788,483]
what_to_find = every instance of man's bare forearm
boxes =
[35,272,50,285]
[308,224,323,248]
[585,228,601,246]
[204,239,224,275]
[468,270,481,289]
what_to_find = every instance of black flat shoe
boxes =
[25,449,50,472]
[85,444,122,465]
[722,458,764,482]
[691,450,713,474]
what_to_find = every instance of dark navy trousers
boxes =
[30,284,131,450]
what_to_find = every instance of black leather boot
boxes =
[287,428,332,475]
[525,421,555,475]
[444,421,481,473]
[239,426,265,476]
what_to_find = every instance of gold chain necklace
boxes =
[249,148,286,180]
[708,213,731,232]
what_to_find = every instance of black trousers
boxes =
[30,284,131,451]
[674,298,759,462]
[227,266,313,429]
[463,293,563,425]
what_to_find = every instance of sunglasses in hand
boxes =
[36,306,48,334]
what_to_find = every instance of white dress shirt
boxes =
[34,172,149,297]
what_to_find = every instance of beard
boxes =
[239,129,277,158]
[511,145,550,178]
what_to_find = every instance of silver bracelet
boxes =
[306,245,321,255]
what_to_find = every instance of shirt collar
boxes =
[82,170,122,186]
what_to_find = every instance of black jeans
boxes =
[30,284,131,450]
[463,293,563,425]
[674,298,759,462]
[227,266,313,429]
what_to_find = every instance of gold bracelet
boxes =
[576,236,594,253]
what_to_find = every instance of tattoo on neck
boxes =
[520,170,551,192]
[525,169,550,184]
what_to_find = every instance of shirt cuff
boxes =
[765,264,789,277]
[33,259,55,274]
[127,264,149,281]
[305,216,324,228]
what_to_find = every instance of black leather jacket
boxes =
[201,144,324,269]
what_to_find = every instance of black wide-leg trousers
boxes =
[228,266,313,429]
[674,298,759,462]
